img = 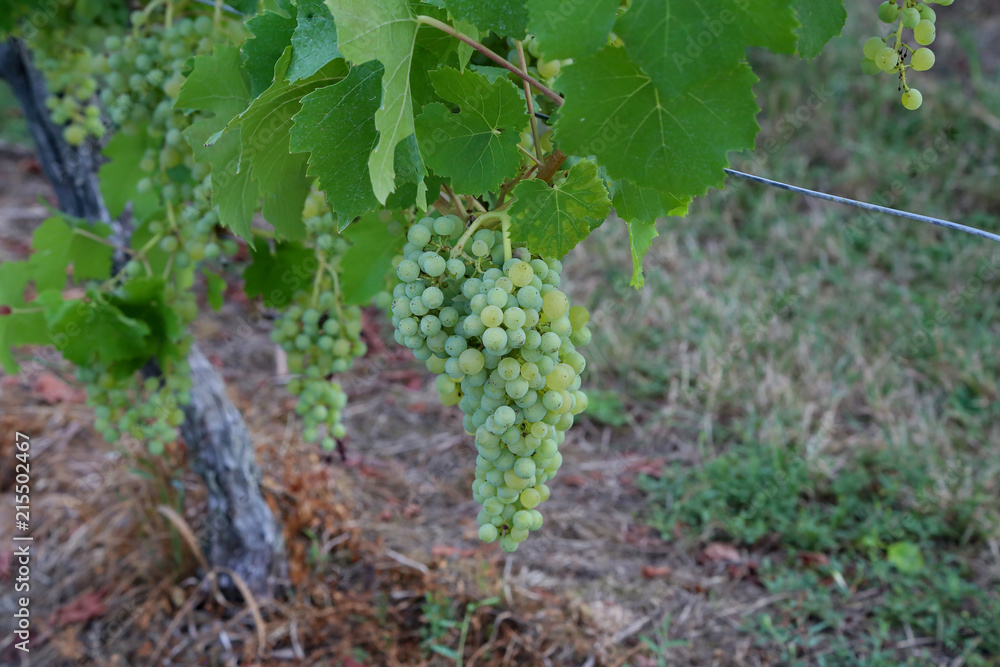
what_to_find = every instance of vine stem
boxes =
[515,40,544,162]
[517,143,543,166]
[450,209,509,259]
[501,213,513,263]
[326,263,345,323]
[443,182,469,221]
[724,168,1000,244]
[451,217,485,259]
[72,227,132,254]
[310,254,327,306]
[416,16,564,107]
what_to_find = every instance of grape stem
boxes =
[310,254,327,306]
[326,263,345,324]
[501,213,513,263]
[515,40,544,162]
[416,16,564,107]
[135,0,168,36]
[517,143,544,166]
[72,228,132,254]
[450,209,509,259]
[442,182,469,222]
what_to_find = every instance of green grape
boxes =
[900,7,921,28]
[878,1,899,22]
[863,37,885,61]
[916,3,936,22]
[160,236,179,253]
[910,47,935,71]
[913,19,935,45]
[902,88,923,110]
[63,124,87,146]
[536,58,561,79]
[876,46,899,72]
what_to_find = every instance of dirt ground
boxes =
[0,150,782,667]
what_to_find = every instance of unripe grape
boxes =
[863,37,884,61]
[536,58,561,79]
[911,47,935,71]
[913,19,935,45]
[900,7,920,28]
[878,1,899,22]
[63,124,87,146]
[902,88,923,110]
[876,47,899,72]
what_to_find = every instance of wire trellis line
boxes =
[724,168,1000,245]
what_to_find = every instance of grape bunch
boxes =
[506,35,566,82]
[861,0,953,110]
[391,214,591,552]
[76,342,193,455]
[98,13,219,204]
[27,19,121,145]
[270,193,368,450]
[271,295,365,450]
[176,176,240,266]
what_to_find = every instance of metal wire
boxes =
[724,168,1000,244]
[190,0,243,16]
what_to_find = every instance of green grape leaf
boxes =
[453,18,479,70]
[100,128,159,220]
[27,217,114,293]
[442,0,528,36]
[128,216,170,276]
[613,178,688,289]
[204,269,226,311]
[392,134,430,211]
[414,67,527,196]
[794,0,846,59]
[46,297,151,370]
[108,277,182,361]
[0,306,52,375]
[290,60,383,226]
[627,220,658,289]
[326,0,421,203]
[176,45,256,241]
[339,213,406,306]
[243,6,297,96]
[0,261,31,307]
[224,48,348,240]
[288,0,342,81]
[411,14,459,109]
[243,242,316,308]
[615,0,798,89]
[555,46,758,200]
[175,44,252,116]
[507,160,611,258]
[613,180,690,224]
[526,0,618,60]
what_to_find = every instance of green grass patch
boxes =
[639,441,1000,665]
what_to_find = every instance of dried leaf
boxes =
[703,542,741,563]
